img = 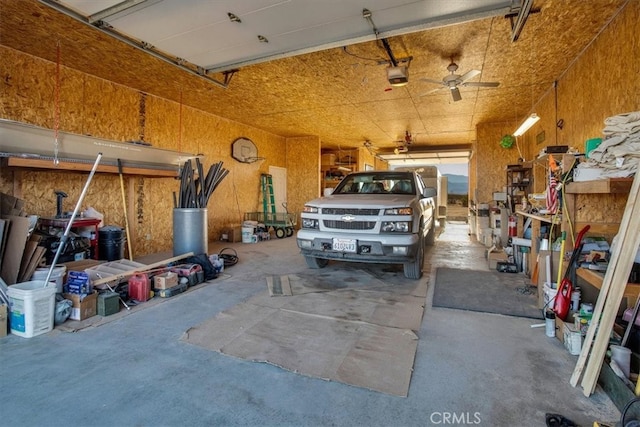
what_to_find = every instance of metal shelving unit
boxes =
[506,164,532,213]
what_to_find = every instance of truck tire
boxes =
[403,233,424,279]
[305,255,329,269]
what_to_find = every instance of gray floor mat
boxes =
[432,267,542,319]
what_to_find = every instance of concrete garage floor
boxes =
[0,222,620,426]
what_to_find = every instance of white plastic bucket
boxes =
[543,283,558,307]
[241,226,255,243]
[31,265,67,293]
[7,280,57,338]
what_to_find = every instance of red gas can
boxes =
[128,273,151,302]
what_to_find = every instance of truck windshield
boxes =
[333,174,414,195]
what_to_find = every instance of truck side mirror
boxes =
[422,187,437,198]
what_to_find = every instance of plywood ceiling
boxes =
[0,0,629,160]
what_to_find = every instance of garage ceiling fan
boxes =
[420,60,499,101]
[363,140,379,156]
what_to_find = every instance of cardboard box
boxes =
[154,272,178,290]
[61,259,103,283]
[554,313,577,344]
[487,250,508,270]
[554,315,566,343]
[0,304,7,338]
[63,291,97,321]
[221,226,242,243]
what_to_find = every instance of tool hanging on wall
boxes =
[174,158,229,209]
[117,159,134,260]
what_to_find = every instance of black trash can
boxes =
[98,225,126,261]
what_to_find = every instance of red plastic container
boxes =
[128,274,151,302]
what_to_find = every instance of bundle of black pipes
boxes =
[174,158,229,209]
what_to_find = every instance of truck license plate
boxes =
[332,238,356,253]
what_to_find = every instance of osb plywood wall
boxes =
[357,147,375,171]
[0,46,300,257]
[374,156,389,170]
[285,135,320,218]
[573,193,628,242]
[475,1,639,211]
[474,121,520,204]
[356,146,389,171]
[0,169,12,195]
[557,1,639,148]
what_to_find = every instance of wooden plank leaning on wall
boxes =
[570,164,640,396]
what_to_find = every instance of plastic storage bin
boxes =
[8,280,57,338]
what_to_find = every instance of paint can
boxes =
[545,310,556,337]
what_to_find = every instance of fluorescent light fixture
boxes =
[513,113,540,136]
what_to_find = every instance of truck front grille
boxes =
[323,220,376,230]
[322,208,379,215]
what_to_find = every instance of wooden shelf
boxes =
[577,267,640,299]
[516,210,561,224]
[565,178,633,194]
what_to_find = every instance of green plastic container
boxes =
[585,138,602,158]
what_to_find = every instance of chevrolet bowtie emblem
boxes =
[341,215,356,222]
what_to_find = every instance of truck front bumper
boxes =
[296,230,420,264]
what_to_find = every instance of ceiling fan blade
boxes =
[419,87,445,97]
[450,87,462,102]
[459,69,481,83]
[463,81,500,88]
[419,78,445,86]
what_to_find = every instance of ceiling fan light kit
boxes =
[513,113,540,136]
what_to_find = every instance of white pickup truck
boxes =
[296,170,437,279]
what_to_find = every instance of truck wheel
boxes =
[275,227,286,238]
[285,227,294,237]
[404,234,424,279]
[305,256,329,269]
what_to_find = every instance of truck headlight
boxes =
[382,221,411,232]
[384,207,412,215]
[302,218,319,229]
[303,206,318,213]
